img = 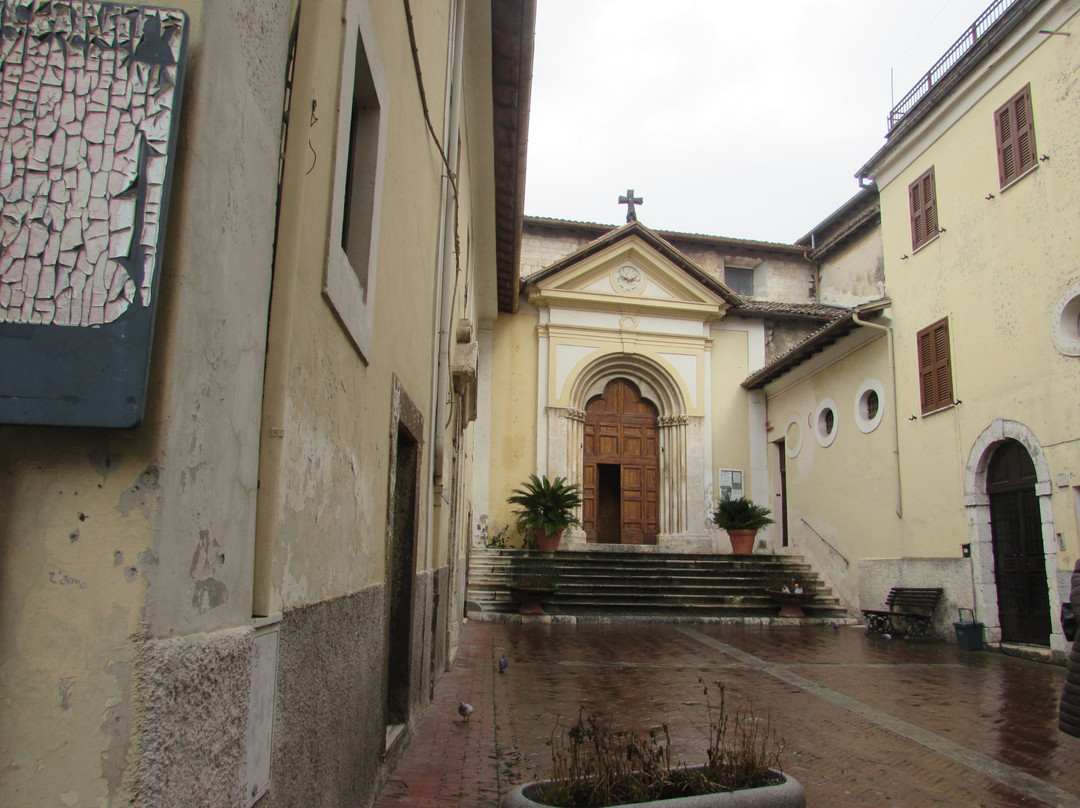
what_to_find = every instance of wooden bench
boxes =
[862,587,943,639]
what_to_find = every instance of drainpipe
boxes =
[851,308,903,518]
[428,0,466,546]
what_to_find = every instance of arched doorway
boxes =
[988,439,1052,645]
[582,379,659,544]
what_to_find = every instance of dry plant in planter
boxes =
[502,681,805,807]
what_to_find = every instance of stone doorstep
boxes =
[464,610,861,626]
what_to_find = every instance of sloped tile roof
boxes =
[742,299,892,389]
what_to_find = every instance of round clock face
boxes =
[613,264,643,293]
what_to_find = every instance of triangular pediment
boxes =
[525,222,738,319]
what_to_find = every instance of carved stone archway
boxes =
[549,353,707,547]
[964,419,1059,648]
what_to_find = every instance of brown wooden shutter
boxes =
[996,105,1015,185]
[1013,87,1037,175]
[995,85,1036,187]
[922,170,937,236]
[908,167,937,250]
[917,318,953,414]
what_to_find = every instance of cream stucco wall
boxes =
[710,327,752,495]
[875,3,1080,566]
[858,0,1080,646]
[486,302,542,541]
[256,0,450,612]
[764,334,897,609]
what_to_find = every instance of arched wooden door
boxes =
[988,440,1051,645]
[582,379,659,544]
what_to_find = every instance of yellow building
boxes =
[748,0,1080,653]
[0,1,533,805]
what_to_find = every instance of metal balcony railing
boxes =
[887,0,1021,132]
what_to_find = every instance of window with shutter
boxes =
[995,85,1037,188]
[916,318,953,415]
[908,167,938,251]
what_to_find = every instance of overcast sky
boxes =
[524,0,996,243]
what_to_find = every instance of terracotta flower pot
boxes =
[766,590,818,618]
[502,767,805,807]
[726,528,758,555]
[535,527,564,552]
[507,585,557,615]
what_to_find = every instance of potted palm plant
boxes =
[711,496,774,555]
[508,474,583,552]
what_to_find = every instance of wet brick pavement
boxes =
[375,620,1080,807]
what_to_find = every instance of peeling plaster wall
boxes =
[765,320,823,363]
[148,0,290,638]
[817,226,885,307]
[258,0,459,612]
[0,0,290,804]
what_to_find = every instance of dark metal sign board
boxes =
[0,1,188,427]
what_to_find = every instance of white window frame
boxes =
[1051,279,1080,357]
[814,397,838,448]
[854,378,885,434]
[325,0,390,363]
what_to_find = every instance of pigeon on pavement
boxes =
[499,653,508,674]
[458,701,474,721]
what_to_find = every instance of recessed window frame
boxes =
[784,415,803,458]
[724,266,754,296]
[1051,279,1080,357]
[908,166,939,252]
[814,398,838,448]
[995,84,1038,190]
[916,317,954,415]
[854,378,885,434]
[325,0,390,363]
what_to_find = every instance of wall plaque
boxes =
[0,1,188,426]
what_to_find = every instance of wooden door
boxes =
[988,440,1051,646]
[775,439,788,547]
[582,379,659,544]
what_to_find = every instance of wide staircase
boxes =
[465,547,850,622]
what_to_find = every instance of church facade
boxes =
[477,217,847,554]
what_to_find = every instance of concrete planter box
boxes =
[502,769,805,808]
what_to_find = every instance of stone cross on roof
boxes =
[618,189,642,223]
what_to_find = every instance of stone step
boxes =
[466,547,849,620]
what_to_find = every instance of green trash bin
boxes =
[954,608,984,651]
